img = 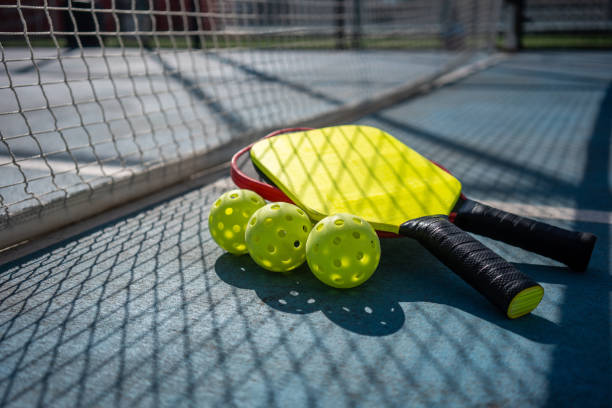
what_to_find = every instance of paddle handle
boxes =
[400,216,542,318]
[453,199,597,272]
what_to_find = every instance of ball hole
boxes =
[271,204,280,210]
[293,240,301,248]
[353,273,363,281]
[286,215,293,221]
[333,259,341,267]
[370,240,375,248]
[302,225,308,233]
[316,223,324,231]
[356,251,364,260]
[296,208,305,215]
[242,211,250,218]
[254,235,261,242]
[313,244,319,252]
[234,243,246,251]
[267,245,276,254]
[232,225,240,233]
[249,217,257,226]
[281,257,292,264]
[331,274,343,283]
[353,217,362,224]
[352,232,360,239]
[278,229,287,238]
[265,218,273,226]
[217,222,224,230]
[251,197,259,203]
[230,193,239,199]
[214,199,222,207]
[225,207,233,215]
[333,237,341,245]
[334,219,344,227]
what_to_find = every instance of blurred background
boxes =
[1,0,611,50]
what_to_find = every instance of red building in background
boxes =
[0,0,217,46]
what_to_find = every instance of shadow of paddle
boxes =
[215,237,562,340]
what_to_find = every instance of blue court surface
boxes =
[0,51,610,407]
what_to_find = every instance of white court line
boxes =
[3,159,135,178]
[482,200,611,225]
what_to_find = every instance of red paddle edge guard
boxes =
[230,127,466,239]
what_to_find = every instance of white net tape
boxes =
[0,0,501,248]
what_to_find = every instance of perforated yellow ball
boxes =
[306,213,381,288]
[245,202,312,272]
[208,189,266,254]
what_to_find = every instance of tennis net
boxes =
[0,0,501,249]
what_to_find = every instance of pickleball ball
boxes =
[245,202,312,272]
[306,213,381,288]
[208,189,266,255]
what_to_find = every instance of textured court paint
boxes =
[0,52,610,407]
[250,125,462,233]
[480,200,612,224]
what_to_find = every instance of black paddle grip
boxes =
[400,216,541,317]
[454,200,597,272]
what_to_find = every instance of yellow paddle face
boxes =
[250,125,462,234]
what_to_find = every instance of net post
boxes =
[335,0,346,50]
[351,0,362,49]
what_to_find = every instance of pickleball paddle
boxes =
[243,125,544,318]
[232,127,596,272]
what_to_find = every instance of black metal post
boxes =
[335,0,345,49]
[351,0,361,49]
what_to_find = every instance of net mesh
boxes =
[0,0,501,248]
